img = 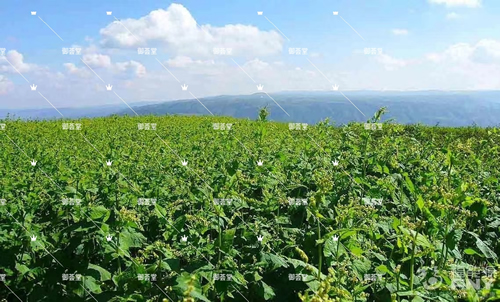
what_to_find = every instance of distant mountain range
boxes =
[2,91,500,127]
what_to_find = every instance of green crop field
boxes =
[0,110,499,301]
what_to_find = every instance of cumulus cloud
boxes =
[243,58,270,71]
[99,3,284,58]
[428,0,481,8]
[63,63,90,77]
[0,50,37,73]
[373,39,500,90]
[0,75,14,95]
[82,53,112,68]
[166,56,215,68]
[112,60,146,78]
[65,52,146,79]
[392,29,408,35]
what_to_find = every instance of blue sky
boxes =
[1,0,499,109]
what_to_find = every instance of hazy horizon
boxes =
[2,89,500,111]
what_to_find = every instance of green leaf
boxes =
[466,231,497,259]
[353,258,371,278]
[88,263,112,281]
[15,263,30,275]
[464,248,481,256]
[89,206,110,222]
[260,281,276,300]
[262,252,288,270]
[446,229,462,250]
[83,276,102,294]
[404,175,415,194]
[174,272,210,302]
[219,228,236,253]
[119,228,147,252]
[416,195,424,211]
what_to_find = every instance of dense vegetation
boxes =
[0,110,499,301]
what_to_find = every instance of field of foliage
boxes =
[0,109,499,301]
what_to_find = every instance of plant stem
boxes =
[409,230,418,291]
[317,218,322,280]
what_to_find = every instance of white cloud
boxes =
[243,58,270,71]
[82,53,112,68]
[376,54,415,70]
[99,3,284,58]
[63,63,91,77]
[65,52,146,79]
[166,56,215,68]
[392,29,408,35]
[0,75,14,95]
[428,0,481,8]
[112,60,146,78]
[372,39,500,90]
[0,50,37,73]
[446,12,460,19]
